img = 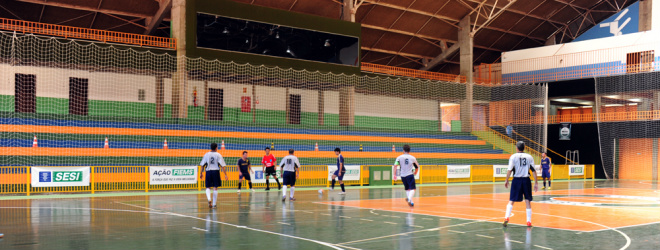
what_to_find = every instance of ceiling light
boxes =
[560,107,578,109]
[275,32,280,39]
[629,103,638,106]
[581,106,593,108]
[222,27,229,34]
[286,46,296,57]
[604,104,624,107]
[324,39,331,47]
[628,98,642,102]
[533,105,544,108]
[604,95,619,99]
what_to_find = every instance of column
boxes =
[171,0,188,118]
[339,86,355,126]
[458,16,474,132]
[155,75,164,118]
[318,90,325,126]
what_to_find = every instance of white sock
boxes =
[408,190,415,201]
[405,190,410,199]
[212,190,218,206]
[505,204,513,219]
[290,186,295,198]
[206,188,211,201]
[526,208,532,222]
[283,185,287,197]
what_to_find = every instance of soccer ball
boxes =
[318,189,323,194]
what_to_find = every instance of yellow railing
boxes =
[493,110,660,125]
[361,62,466,83]
[472,120,544,162]
[0,164,596,195]
[0,17,176,49]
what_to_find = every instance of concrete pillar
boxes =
[438,100,443,131]
[204,80,209,120]
[252,85,257,123]
[342,0,356,22]
[339,86,355,126]
[285,88,290,124]
[318,90,325,126]
[171,0,188,118]
[545,34,557,46]
[458,16,474,132]
[640,0,653,31]
[155,75,164,118]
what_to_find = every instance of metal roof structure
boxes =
[0,0,636,74]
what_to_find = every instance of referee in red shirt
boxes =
[262,147,281,191]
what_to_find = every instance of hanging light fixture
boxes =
[324,39,331,47]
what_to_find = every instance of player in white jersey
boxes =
[393,144,420,207]
[503,141,538,227]
[199,143,228,209]
[279,149,301,202]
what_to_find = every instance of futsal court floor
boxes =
[1,180,658,250]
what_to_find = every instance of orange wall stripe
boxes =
[0,125,486,146]
[0,148,510,160]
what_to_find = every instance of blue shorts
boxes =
[542,169,551,178]
[333,170,346,181]
[510,177,532,202]
[239,172,251,181]
[205,170,222,188]
[401,175,416,190]
[283,171,297,186]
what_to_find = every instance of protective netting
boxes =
[595,72,660,180]
[0,31,549,168]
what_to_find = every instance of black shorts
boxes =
[401,175,416,190]
[510,177,533,202]
[283,171,296,186]
[265,167,277,176]
[239,172,251,181]
[205,170,222,188]
[333,170,346,181]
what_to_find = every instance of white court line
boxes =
[192,227,208,232]
[476,234,493,239]
[411,225,423,228]
[339,216,351,218]
[507,239,523,244]
[300,211,313,213]
[0,206,351,250]
[278,222,291,226]
[360,219,373,222]
[384,222,397,225]
[321,213,332,216]
[447,230,465,234]
[534,245,553,250]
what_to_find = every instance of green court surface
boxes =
[0,180,656,250]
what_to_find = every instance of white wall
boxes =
[355,93,438,120]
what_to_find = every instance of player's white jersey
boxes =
[508,152,535,178]
[279,155,300,172]
[395,153,419,177]
[200,152,226,171]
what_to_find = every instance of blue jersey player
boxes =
[503,141,539,227]
[393,144,420,207]
[330,148,346,195]
[540,153,552,190]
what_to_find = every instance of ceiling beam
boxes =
[361,47,432,60]
[14,0,158,19]
[361,0,545,41]
[361,24,503,52]
[420,42,460,70]
[462,0,566,27]
[144,0,171,35]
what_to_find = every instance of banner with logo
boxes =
[150,166,198,185]
[569,165,585,176]
[448,165,471,179]
[250,167,281,184]
[31,166,90,187]
[559,122,571,140]
[327,165,361,181]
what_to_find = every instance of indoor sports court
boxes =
[2,180,658,249]
[1,0,660,249]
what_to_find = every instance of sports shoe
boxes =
[282,196,286,202]
[527,222,532,227]
[212,205,217,209]
[278,185,282,190]
[408,201,414,207]
[338,192,346,195]
[405,198,409,203]
[541,187,546,190]
[237,190,241,193]
[548,187,552,190]
[0,233,4,238]
[290,197,296,201]
[251,189,255,192]
[208,201,212,208]
[265,187,270,191]
[503,218,509,227]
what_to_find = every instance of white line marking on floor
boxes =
[4,206,350,250]
[300,211,313,213]
[476,234,493,238]
[339,216,351,218]
[534,245,553,250]
[192,227,208,232]
[411,225,423,228]
[507,240,523,244]
[448,230,465,234]
[360,219,373,222]
[278,222,291,226]
[384,222,397,225]
[320,213,331,216]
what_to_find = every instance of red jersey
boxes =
[262,154,276,167]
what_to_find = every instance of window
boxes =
[138,89,146,101]
[15,74,36,113]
